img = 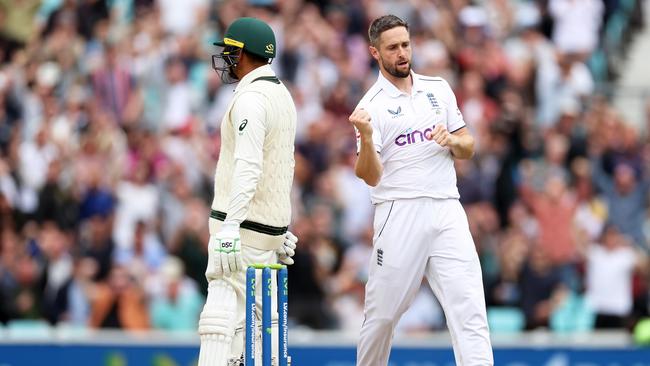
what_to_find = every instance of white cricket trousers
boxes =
[357,198,493,366]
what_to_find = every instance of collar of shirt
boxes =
[376,70,427,98]
[234,64,276,92]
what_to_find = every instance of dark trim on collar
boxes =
[252,76,281,84]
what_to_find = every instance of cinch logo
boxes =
[395,124,436,146]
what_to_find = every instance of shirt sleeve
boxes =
[354,105,383,154]
[443,80,466,133]
[223,91,267,225]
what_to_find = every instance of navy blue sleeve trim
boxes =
[450,125,467,134]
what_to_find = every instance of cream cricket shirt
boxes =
[211,65,297,250]
[356,71,466,204]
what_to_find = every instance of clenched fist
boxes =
[426,124,457,147]
[349,108,373,137]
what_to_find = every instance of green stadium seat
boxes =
[550,292,595,333]
[487,307,525,333]
[55,322,90,339]
[6,319,53,339]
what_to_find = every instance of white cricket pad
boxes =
[198,279,238,366]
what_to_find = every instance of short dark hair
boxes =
[244,49,271,65]
[368,15,409,47]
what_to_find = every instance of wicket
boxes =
[245,263,290,366]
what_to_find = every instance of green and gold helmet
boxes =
[214,17,276,59]
[212,17,276,83]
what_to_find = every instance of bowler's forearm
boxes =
[355,136,383,186]
[450,133,474,159]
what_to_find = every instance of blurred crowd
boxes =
[1,0,650,337]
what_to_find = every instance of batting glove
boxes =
[205,222,243,280]
[277,231,298,265]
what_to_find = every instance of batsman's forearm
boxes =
[355,136,383,186]
[223,158,262,226]
[450,133,475,159]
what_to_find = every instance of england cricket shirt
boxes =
[356,71,466,204]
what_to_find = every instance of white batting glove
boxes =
[205,222,243,280]
[277,231,298,265]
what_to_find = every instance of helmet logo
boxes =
[265,44,274,54]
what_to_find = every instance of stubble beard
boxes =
[382,57,410,78]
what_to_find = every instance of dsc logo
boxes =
[395,124,436,146]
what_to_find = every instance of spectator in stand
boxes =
[66,256,98,327]
[91,42,141,126]
[90,265,149,330]
[0,228,43,321]
[549,0,604,58]
[519,170,579,271]
[582,224,648,329]
[169,198,208,297]
[150,256,203,331]
[112,160,159,251]
[79,210,115,282]
[161,56,194,133]
[519,245,568,329]
[592,154,649,252]
[38,221,73,324]
[114,220,166,293]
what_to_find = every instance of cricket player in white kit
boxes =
[350,15,493,365]
[198,17,298,366]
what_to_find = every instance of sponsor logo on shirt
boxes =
[238,119,248,134]
[394,124,437,146]
[387,106,403,118]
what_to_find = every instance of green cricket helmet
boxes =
[212,17,276,84]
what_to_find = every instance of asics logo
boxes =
[239,119,248,132]
[395,124,436,146]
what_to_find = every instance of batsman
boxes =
[198,17,298,366]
